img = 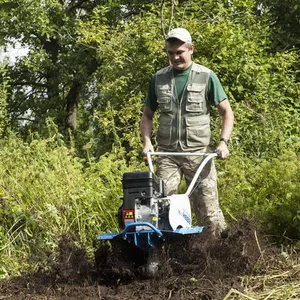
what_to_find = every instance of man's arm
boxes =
[140,106,155,155]
[216,99,234,159]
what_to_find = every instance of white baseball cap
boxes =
[166,28,192,43]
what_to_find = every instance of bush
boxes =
[218,148,300,242]
[0,130,142,278]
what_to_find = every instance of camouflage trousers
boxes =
[156,150,227,235]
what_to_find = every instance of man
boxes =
[140,28,234,236]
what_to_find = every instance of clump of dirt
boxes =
[0,218,269,300]
[51,234,95,283]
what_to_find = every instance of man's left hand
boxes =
[217,142,230,159]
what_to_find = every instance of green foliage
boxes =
[77,6,166,159]
[0,125,145,277]
[0,0,102,137]
[218,149,300,241]
[257,0,300,50]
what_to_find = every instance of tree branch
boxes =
[168,0,175,33]
[160,0,166,38]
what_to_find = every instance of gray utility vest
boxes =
[155,62,212,151]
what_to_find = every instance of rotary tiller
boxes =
[97,151,218,278]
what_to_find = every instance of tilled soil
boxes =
[0,219,267,300]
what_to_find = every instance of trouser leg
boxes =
[184,157,227,235]
[156,155,182,195]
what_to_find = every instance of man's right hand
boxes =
[142,142,154,156]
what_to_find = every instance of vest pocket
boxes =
[157,97,172,112]
[157,116,173,146]
[157,84,172,112]
[185,115,211,147]
[186,83,205,112]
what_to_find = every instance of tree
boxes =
[256,0,300,50]
[0,0,164,150]
[0,0,104,135]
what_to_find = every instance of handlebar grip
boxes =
[143,156,148,166]
[214,149,221,157]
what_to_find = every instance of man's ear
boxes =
[190,44,195,54]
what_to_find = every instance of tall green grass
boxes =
[0,131,143,278]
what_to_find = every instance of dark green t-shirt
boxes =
[145,65,227,112]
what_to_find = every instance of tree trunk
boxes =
[65,81,82,132]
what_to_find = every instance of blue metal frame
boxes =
[97,222,204,252]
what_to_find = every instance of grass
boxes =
[224,247,300,299]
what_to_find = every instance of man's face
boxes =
[166,40,194,70]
